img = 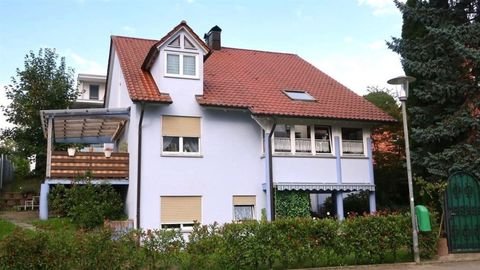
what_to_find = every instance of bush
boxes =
[49,180,124,229]
[0,212,439,269]
[275,190,311,218]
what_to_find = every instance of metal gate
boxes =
[445,172,480,252]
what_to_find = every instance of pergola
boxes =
[40,107,130,178]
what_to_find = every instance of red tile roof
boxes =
[111,35,395,122]
[112,36,172,103]
[199,47,395,122]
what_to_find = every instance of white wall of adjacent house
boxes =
[77,79,106,101]
[105,49,138,224]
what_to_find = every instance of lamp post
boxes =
[387,75,420,263]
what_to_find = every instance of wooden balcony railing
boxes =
[49,151,129,179]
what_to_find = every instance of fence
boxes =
[0,154,15,190]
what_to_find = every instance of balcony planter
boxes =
[103,143,114,158]
[104,149,112,158]
[67,147,76,157]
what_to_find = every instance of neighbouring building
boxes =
[39,21,395,230]
[72,73,106,108]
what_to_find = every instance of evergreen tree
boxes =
[1,48,77,175]
[389,0,480,182]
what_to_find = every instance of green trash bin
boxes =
[415,205,431,232]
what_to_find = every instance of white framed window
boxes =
[162,116,201,155]
[165,53,198,78]
[233,196,256,221]
[161,196,202,231]
[341,128,364,154]
[272,124,332,155]
[89,84,99,100]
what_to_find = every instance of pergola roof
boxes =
[40,107,130,144]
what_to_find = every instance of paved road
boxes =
[362,261,480,270]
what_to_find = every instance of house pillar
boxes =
[335,191,344,220]
[39,183,49,220]
[334,136,344,220]
[367,137,377,213]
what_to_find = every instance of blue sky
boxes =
[0,0,404,127]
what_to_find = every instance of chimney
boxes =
[204,25,222,50]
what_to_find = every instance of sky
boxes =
[0,0,405,128]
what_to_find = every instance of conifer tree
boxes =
[389,0,480,181]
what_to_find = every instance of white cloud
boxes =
[367,40,386,50]
[0,84,13,129]
[66,51,106,76]
[122,25,136,35]
[357,0,403,16]
[344,36,354,44]
[311,47,404,96]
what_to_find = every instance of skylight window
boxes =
[284,90,316,101]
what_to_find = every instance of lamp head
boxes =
[387,76,416,101]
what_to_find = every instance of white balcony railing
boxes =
[274,137,291,152]
[295,138,311,153]
[342,140,364,154]
[315,140,330,153]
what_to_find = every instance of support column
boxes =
[334,136,344,220]
[367,137,377,213]
[369,192,376,213]
[252,116,275,222]
[46,117,53,178]
[39,183,50,220]
[335,192,344,221]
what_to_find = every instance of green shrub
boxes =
[49,180,124,229]
[275,190,311,218]
[0,212,439,269]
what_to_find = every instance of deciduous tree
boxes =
[1,48,77,175]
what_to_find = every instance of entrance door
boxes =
[445,172,480,252]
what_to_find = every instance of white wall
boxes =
[273,157,337,183]
[139,107,265,228]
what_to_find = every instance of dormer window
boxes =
[164,34,199,79]
[284,90,316,101]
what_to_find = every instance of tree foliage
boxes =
[364,87,408,209]
[389,0,480,182]
[1,48,77,175]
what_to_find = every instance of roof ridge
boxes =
[221,46,297,56]
[111,35,158,42]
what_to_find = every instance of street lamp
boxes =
[387,75,420,263]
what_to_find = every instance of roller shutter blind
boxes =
[161,196,202,223]
[233,195,256,205]
[162,116,201,137]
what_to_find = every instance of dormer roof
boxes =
[142,21,210,71]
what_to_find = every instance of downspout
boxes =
[136,103,145,229]
[268,123,276,221]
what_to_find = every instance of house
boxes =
[71,73,106,108]
[39,21,395,230]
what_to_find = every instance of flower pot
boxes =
[67,148,76,157]
[437,237,448,257]
[104,150,112,158]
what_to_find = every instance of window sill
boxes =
[161,153,203,158]
[164,74,200,80]
[341,154,367,159]
[271,153,336,158]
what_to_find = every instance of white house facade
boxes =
[39,21,394,230]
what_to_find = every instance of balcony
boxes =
[50,151,129,179]
[342,140,364,154]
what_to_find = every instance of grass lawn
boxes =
[0,219,16,240]
[32,217,76,232]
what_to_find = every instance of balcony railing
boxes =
[49,151,129,179]
[274,137,291,152]
[315,140,330,153]
[342,140,364,154]
[295,138,311,153]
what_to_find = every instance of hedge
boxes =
[0,212,438,269]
